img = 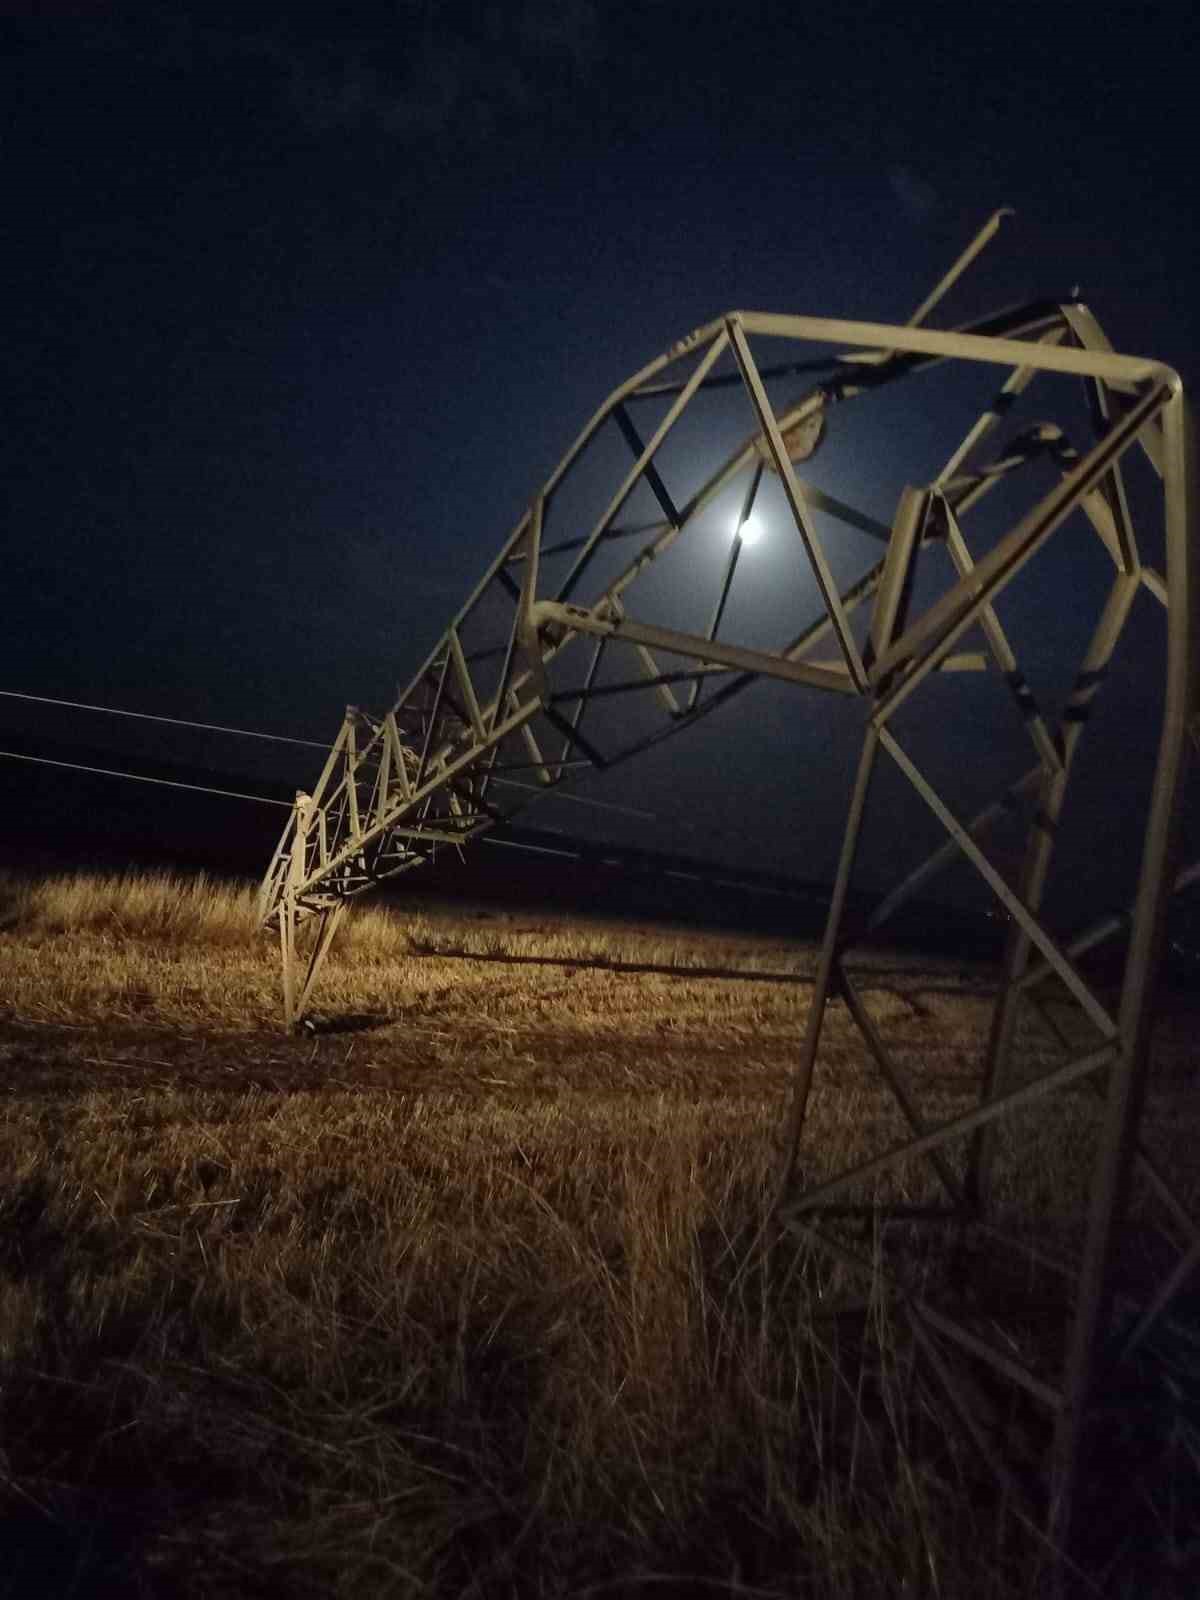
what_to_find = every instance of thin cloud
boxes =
[888,166,940,222]
[5,4,603,144]
[280,5,602,142]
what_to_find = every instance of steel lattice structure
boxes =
[259,215,1197,1559]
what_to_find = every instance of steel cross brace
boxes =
[257,217,1195,1576]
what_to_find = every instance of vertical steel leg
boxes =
[279,894,298,1030]
[297,902,348,1022]
[968,574,1139,1216]
[966,765,1066,1215]
[279,791,312,1031]
[779,724,878,1187]
[1049,395,1196,1562]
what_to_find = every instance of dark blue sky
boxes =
[3,1,1197,904]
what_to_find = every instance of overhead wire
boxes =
[1,679,807,871]
[0,748,292,806]
[0,750,587,860]
[0,747,612,879]
[0,715,810,888]
[0,686,655,821]
[0,687,328,749]
[0,749,665,870]
[1,683,806,876]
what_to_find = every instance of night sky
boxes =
[4,2,1198,922]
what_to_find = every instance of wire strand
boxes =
[0,750,804,882]
[487,777,656,821]
[0,688,328,749]
[0,750,634,863]
[0,687,659,821]
[0,749,292,807]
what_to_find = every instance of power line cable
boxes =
[0,685,659,822]
[0,688,328,749]
[3,683,790,860]
[0,751,587,857]
[0,749,648,868]
[489,777,655,821]
[0,749,292,807]
[1,683,790,863]
[0,749,819,888]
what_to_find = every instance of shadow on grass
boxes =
[299,1011,396,1036]
[0,1362,254,1600]
[407,945,813,985]
[404,944,1003,1006]
[3,1506,154,1600]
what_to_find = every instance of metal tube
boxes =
[530,601,859,695]
[838,965,963,1205]
[737,310,1171,388]
[878,727,1116,1038]
[1050,390,1195,1553]
[557,331,728,603]
[785,1219,1064,1410]
[872,385,1169,693]
[906,208,1014,330]
[968,574,1140,1213]
[728,317,867,689]
[865,767,1043,937]
[939,500,1064,774]
[688,463,763,712]
[782,1042,1115,1219]
[778,725,879,1185]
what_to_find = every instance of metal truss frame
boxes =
[259,215,1196,1562]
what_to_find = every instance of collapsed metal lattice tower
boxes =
[259,214,1197,1561]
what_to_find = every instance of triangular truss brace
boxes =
[258,214,1196,1569]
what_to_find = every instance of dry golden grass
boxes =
[1,869,1197,1597]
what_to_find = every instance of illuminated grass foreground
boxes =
[3,870,1199,1595]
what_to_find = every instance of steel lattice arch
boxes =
[258,214,1197,1560]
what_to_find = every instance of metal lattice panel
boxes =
[258,214,1196,1562]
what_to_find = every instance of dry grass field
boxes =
[1,870,1198,1598]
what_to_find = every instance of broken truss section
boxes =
[259,215,1196,1559]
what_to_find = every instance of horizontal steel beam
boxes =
[530,601,860,695]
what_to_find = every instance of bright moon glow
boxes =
[736,516,762,546]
